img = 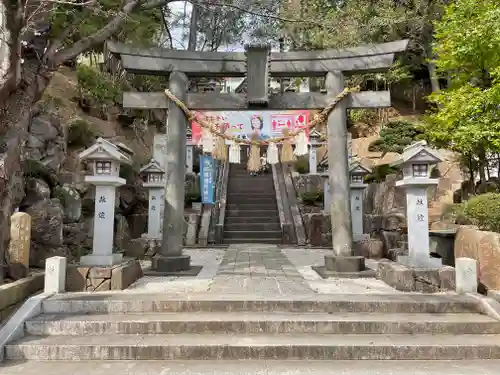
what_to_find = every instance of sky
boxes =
[168,1,244,51]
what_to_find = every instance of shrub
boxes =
[119,164,137,184]
[300,191,323,205]
[185,190,201,206]
[349,109,378,124]
[462,193,500,232]
[76,64,122,105]
[368,120,424,154]
[67,119,97,148]
[364,164,401,183]
[294,156,309,174]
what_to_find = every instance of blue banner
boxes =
[200,155,215,204]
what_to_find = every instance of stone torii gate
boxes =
[106,40,408,275]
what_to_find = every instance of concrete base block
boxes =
[144,265,203,277]
[325,255,365,273]
[313,255,375,279]
[152,254,191,273]
[312,266,376,279]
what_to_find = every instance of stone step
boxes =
[6,359,500,374]
[226,210,279,217]
[7,333,500,360]
[225,223,281,231]
[25,312,500,336]
[226,197,276,204]
[226,193,276,198]
[227,203,277,210]
[40,293,481,315]
[223,238,282,244]
[227,187,275,193]
[223,230,282,239]
[224,216,280,224]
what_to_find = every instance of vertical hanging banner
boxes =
[200,155,215,204]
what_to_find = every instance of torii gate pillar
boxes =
[153,71,192,273]
[316,72,372,277]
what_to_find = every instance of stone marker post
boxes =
[8,212,31,269]
[157,71,191,273]
[140,159,165,247]
[78,138,131,266]
[186,142,194,174]
[44,256,67,294]
[308,130,321,174]
[321,173,331,214]
[349,160,371,242]
[455,257,478,294]
[391,141,443,268]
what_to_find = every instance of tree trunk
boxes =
[427,62,441,93]
[0,62,52,281]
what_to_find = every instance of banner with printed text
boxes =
[191,110,312,145]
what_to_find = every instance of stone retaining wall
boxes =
[65,259,143,292]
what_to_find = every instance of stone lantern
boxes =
[78,137,131,266]
[349,160,371,241]
[140,158,165,245]
[308,129,322,174]
[391,140,443,268]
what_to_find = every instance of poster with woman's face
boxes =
[191,110,311,145]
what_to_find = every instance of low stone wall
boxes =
[454,226,500,291]
[0,272,44,322]
[65,259,143,292]
[376,259,455,293]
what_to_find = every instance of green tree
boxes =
[425,0,500,182]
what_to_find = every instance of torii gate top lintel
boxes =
[105,39,409,78]
[110,39,408,112]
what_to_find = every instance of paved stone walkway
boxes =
[208,244,314,296]
[129,244,399,295]
[3,360,500,375]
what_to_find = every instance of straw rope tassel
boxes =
[280,128,294,163]
[229,141,241,164]
[202,128,214,153]
[266,142,279,164]
[212,136,227,161]
[293,130,308,156]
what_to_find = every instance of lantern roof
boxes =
[78,137,131,164]
[391,140,442,167]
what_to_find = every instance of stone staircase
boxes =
[5,293,500,361]
[223,156,281,244]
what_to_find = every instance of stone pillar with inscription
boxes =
[186,143,194,174]
[391,141,443,268]
[8,212,31,271]
[308,130,322,174]
[78,138,131,266]
[140,159,165,246]
[349,160,371,242]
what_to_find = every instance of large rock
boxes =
[26,114,66,170]
[21,178,51,208]
[54,184,82,223]
[25,199,65,267]
[454,226,500,290]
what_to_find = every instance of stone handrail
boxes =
[272,163,295,244]
[213,159,229,244]
[281,164,307,246]
[205,160,224,244]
